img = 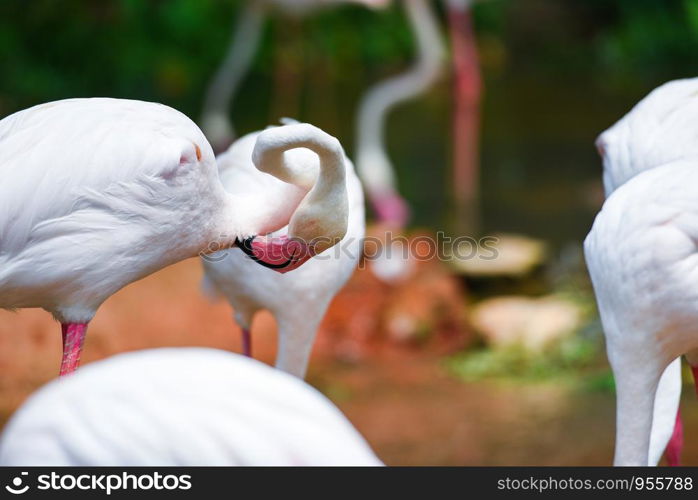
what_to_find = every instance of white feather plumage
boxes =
[587,78,698,465]
[0,99,349,376]
[0,99,230,322]
[0,348,381,466]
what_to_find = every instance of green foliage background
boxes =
[2,0,698,234]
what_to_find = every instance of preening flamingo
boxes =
[0,348,381,465]
[202,121,364,378]
[0,99,348,376]
[591,78,698,465]
[200,0,389,151]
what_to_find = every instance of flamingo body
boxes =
[202,125,365,378]
[0,99,349,374]
[585,159,698,465]
[0,348,381,466]
[592,78,698,465]
[596,78,698,196]
[0,99,224,322]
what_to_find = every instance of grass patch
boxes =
[445,333,613,391]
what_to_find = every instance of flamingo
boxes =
[200,0,390,152]
[202,0,447,284]
[0,99,349,376]
[585,160,698,466]
[0,348,381,465]
[592,78,698,465]
[585,79,698,465]
[352,0,446,284]
[354,0,445,230]
[201,120,365,378]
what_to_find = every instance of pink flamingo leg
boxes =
[59,323,89,376]
[665,409,684,466]
[448,2,482,236]
[665,363,698,466]
[241,328,252,358]
[372,190,410,229]
[666,363,698,466]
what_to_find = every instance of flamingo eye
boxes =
[177,143,203,167]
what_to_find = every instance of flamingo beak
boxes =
[595,136,608,159]
[236,235,316,273]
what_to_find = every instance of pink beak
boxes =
[237,235,316,273]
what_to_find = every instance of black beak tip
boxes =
[236,236,256,256]
[235,235,296,270]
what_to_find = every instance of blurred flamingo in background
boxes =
[355,0,445,230]
[202,0,479,281]
[355,0,445,282]
[588,78,698,465]
[0,348,381,465]
[356,0,482,236]
[202,120,364,378]
[200,0,389,152]
[445,0,482,236]
[0,99,348,376]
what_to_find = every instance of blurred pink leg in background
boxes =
[59,323,88,376]
[242,328,252,358]
[665,410,683,466]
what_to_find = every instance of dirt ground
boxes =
[0,258,696,466]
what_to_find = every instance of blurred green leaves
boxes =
[594,0,698,86]
[4,0,698,119]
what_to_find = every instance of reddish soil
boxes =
[0,257,697,465]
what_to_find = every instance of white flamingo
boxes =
[200,0,389,151]
[202,121,365,378]
[0,100,348,376]
[0,348,381,465]
[588,79,698,465]
[354,0,445,229]
[585,161,698,466]
[202,0,448,284]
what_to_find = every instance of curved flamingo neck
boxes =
[251,123,348,245]
[355,0,444,215]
